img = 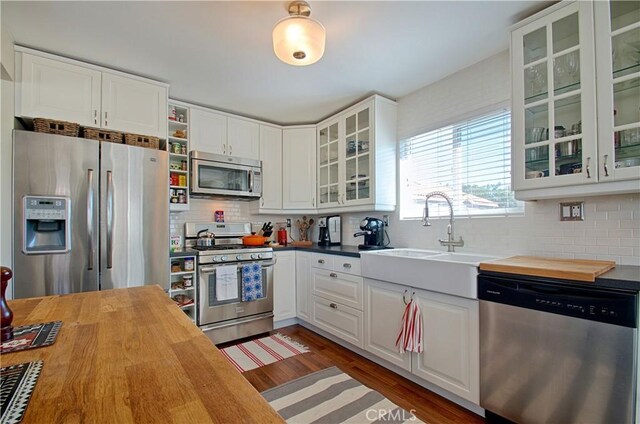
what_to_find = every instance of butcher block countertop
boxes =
[479,256,616,282]
[4,285,284,424]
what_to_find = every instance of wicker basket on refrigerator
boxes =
[124,133,160,150]
[83,127,123,143]
[33,118,80,137]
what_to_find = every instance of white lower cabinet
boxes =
[312,295,364,349]
[295,251,312,321]
[312,268,363,310]
[273,251,296,322]
[363,278,412,372]
[411,288,479,404]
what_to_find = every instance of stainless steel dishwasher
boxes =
[479,273,637,424]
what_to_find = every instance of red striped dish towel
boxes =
[396,298,423,353]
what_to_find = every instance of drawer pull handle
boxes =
[343,263,352,268]
[329,272,338,278]
[329,303,338,309]
[318,259,325,264]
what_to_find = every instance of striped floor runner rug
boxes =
[220,333,309,373]
[262,367,423,423]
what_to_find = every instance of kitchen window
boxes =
[399,109,524,219]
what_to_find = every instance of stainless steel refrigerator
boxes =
[13,130,169,298]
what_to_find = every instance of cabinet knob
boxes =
[329,303,338,309]
[318,259,325,264]
[603,154,609,177]
[343,263,352,268]
[329,272,338,278]
[586,157,591,179]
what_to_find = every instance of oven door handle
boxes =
[200,259,276,273]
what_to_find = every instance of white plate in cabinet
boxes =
[411,289,479,404]
[364,279,412,371]
[312,295,364,349]
[312,269,363,310]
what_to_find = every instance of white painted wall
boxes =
[1,21,15,297]
[341,51,640,266]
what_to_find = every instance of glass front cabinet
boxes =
[511,1,640,198]
[317,95,397,212]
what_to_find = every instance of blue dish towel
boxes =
[242,262,264,301]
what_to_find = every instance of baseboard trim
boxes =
[274,317,300,329]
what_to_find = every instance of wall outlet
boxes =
[560,202,584,221]
[286,218,291,228]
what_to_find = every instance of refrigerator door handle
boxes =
[87,169,95,270]
[106,170,114,269]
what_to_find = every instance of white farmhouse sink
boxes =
[360,249,501,299]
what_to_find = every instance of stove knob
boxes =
[236,255,242,260]
[221,256,228,261]
[250,254,257,259]
[257,253,263,259]
[213,256,220,262]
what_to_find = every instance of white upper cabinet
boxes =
[190,111,260,159]
[190,108,227,155]
[283,127,316,210]
[18,53,101,127]
[227,117,260,160]
[16,50,167,138]
[594,1,640,183]
[511,1,640,200]
[101,73,167,138]
[316,95,397,213]
[259,125,283,210]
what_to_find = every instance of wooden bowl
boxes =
[242,235,267,246]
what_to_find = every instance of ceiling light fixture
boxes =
[272,1,325,66]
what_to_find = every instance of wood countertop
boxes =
[479,256,616,282]
[3,285,284,423]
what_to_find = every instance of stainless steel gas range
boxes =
[185,222,275,344]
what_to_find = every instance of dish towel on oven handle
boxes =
[242,262,264,301]
[395,297,423,354]
[216,265,239,301]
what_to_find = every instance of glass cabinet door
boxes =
[514,2,597,189]
[344,106,371,203]
[596,0,640,181]
[318,121,340,207]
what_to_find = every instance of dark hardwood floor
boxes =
[229,325,485,424]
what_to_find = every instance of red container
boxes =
[277,228,288,246]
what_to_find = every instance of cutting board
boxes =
[479,256,615,282]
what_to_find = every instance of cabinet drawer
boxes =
[312,269,363,310]
[334,257,361,275]
[311,253,334,270]
[312,295,363,348]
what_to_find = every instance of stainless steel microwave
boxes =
[190,151,262,199]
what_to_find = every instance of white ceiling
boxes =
[2,1,551,125]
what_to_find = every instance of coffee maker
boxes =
[318,215,341,246]
[354,217,386,250]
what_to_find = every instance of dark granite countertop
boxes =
[595,265,640,292]
[170,250,198,258]
[272,243,387,258]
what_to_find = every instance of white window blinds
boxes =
[399,109,524,219]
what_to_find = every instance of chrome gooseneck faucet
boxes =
[423,191,464,252]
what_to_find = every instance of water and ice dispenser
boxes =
[23,196,71,254]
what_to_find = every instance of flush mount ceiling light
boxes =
[272,1,326,66]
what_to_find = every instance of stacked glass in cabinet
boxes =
[511,1,598,190]
[595,1,640,181]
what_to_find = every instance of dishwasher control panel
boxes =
[479,274,637,328]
